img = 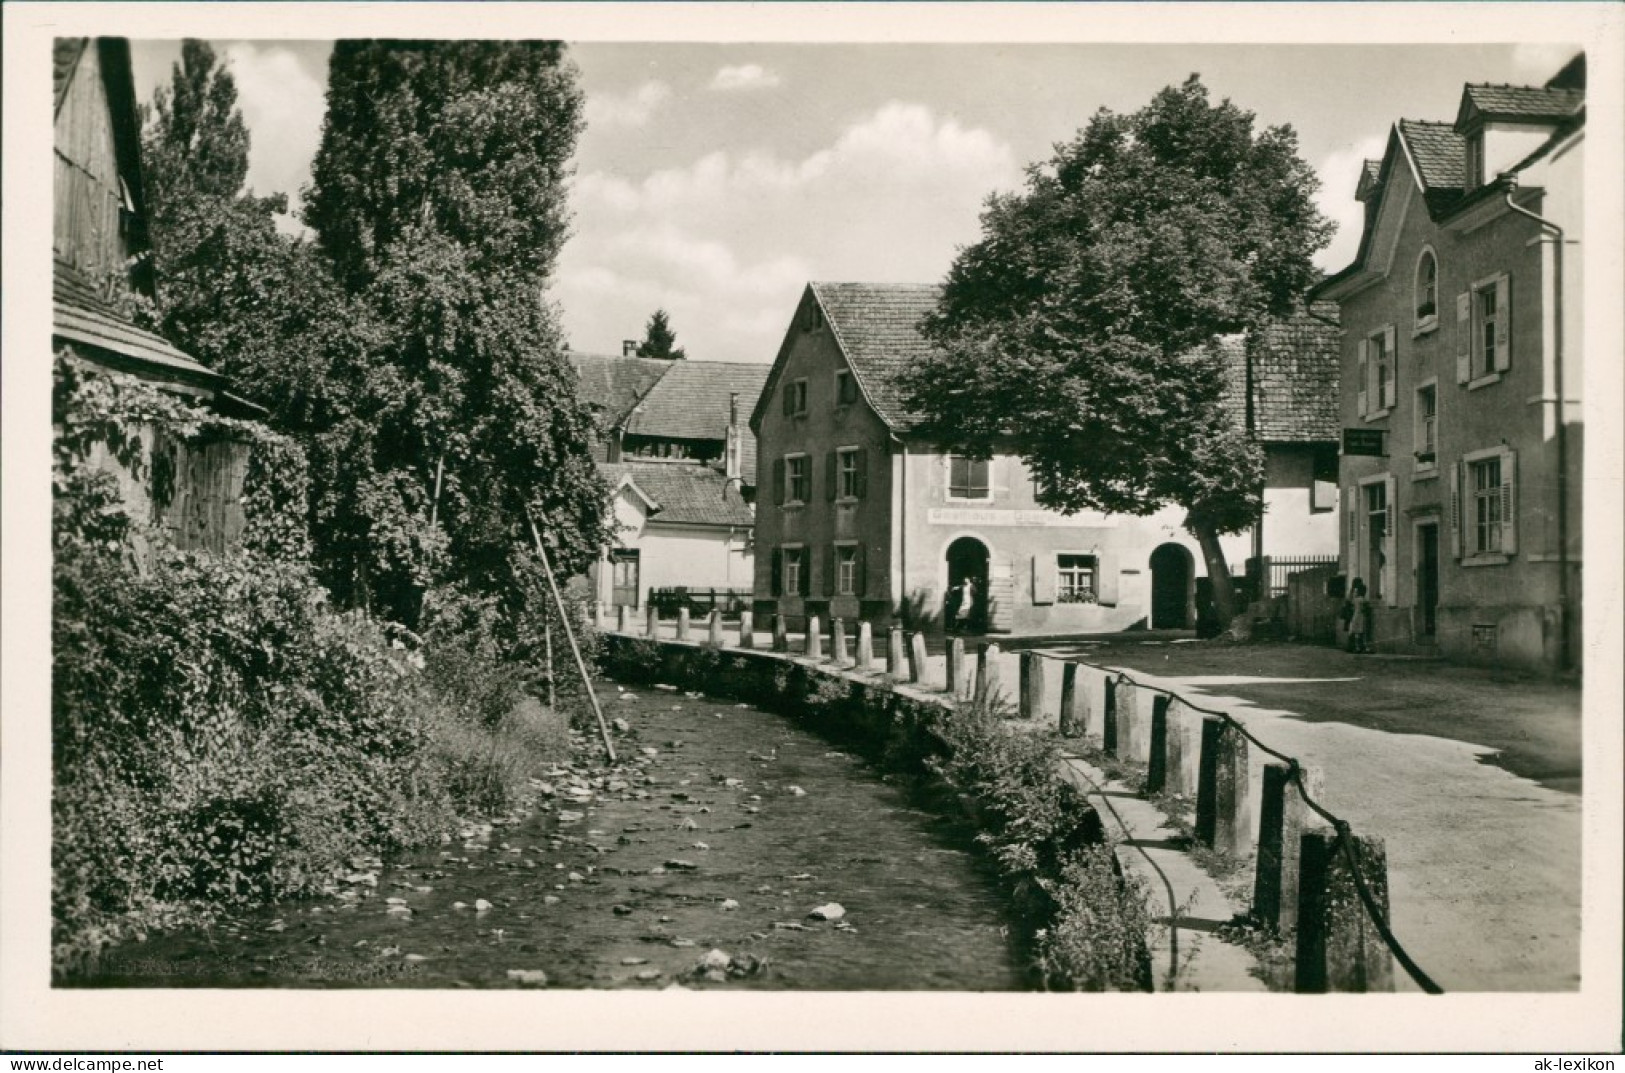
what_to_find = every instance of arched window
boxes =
[1415,248,1439,327]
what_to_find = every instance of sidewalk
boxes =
[630,619,1581,992]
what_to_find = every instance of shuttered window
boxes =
[1057,555,1098,604]
[948,455,991,500]
[785,455,810,504]
[836,545,858,596]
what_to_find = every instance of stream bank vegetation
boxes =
[600,639,1156,991]
[51,359,585,977]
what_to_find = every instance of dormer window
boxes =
[1466,132,1485,190]
[1415,248,1439,330]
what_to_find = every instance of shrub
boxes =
[1035,844,1155,991]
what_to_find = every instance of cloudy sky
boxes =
[129,40,1579,365]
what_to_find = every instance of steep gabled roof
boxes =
[809,281,942,430]
[53,38,87,112]
[54,261,223,386]
[1396,119,1469,218]
[601,461,754,529]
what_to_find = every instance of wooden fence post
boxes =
[646,604,659,638]
[1058,663,1081,737]
[676,607,691,642]
[738,609,754,649]
[1195,716,1224,846]
[886,626,906,677]
[772,613,788,653]
[946,638,967,697]
[908,631,928,684]
[1103,677,1120,756]
[616,605,630,632]
[1019,652,1046,720]
[806,615,824,659]
[975,643,1002,705]
[1146,694,1171,793]
[707,608,723,647]
[833,618,850,664]
[856,621,874,671]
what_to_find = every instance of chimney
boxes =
[623,340,639,357]
[724,391,742,482]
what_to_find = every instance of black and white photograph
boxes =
[3,0,1621,1056]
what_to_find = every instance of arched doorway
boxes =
[1150,543,1195,629]
[945,536,990,633]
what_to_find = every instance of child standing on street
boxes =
[1345,577,1372,653]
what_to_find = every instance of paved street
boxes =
[1005,636,1582,992]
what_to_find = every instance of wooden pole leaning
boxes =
[526,510,617,764]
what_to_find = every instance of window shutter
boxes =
[798,553,810,597]
[824,544,836,597]
[1382,325,1398,408]
[1031,555,1056,606]
[826,451,838,501]
[1383,474,1398,606]
[1355,338,1369,417]
[782,384,793,416]
[1346,486,1358,566]
[855,542,867,598]
[771,547,783,596]
[854,448,868,500]
[1449,465,1462,559]
[1097,552,1120,607]
[1501,449,1518,554]
[772,458,786,506]
[1493,275,1512,372]
[1456,292,1472,384]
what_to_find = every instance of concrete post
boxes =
[1146,694,1171,793]
[1117,680,1140,762]
[1103,677,1120,756]
[1294,828,1395,993]
[806,615,824,659]
[856,621,874,671]
[974,643,1002,705]
[616,605,630,633]
[833,618,850,664]
[1019,652,1046,721]
[946,638,967,697]
[646,604,660,639]
[738,609,755,649]
[1214,720,1253,857]
[676,607,691,642]
[908,631,928,684]
[1166,712,1193,796]
[1058,664,1081,737]
[1255,763,1323,932]
[1195,716,1224,846]
[886,626,906,677]
[708,608,723,647]
[772,613,788,653]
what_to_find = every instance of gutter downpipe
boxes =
[1501,177,1572,671]
[893,431,907,627]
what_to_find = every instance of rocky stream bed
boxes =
[76,681,1028,990]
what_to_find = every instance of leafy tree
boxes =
[902,76,1333,626]
[635,308,686,360]
[140,39,250,206]
[301,41,608,623]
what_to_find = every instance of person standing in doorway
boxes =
[955,576,978,634]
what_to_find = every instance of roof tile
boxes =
[600,461,754,528]
[1462,83,1584,123]
[810,282,943,429]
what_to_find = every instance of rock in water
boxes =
[506,969,548,987]
[699,948,732,971]
[807,903,846,922]
[474,899,494,912]
[720,899,740,911]
[787,786,807,797]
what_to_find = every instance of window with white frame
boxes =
[785,454,810,504]
[1470,455,1504,555]
[836,447,861,499]
[1415,249,1438,327]
[948,455,991,500]
[836,545,858,596]
[783,547,805,596]
[1057,554,1098,604]
[1364,481,1389,600]
[1415,383,1438,470]
[1475,282,1500,378]
[1360,325,1397,417]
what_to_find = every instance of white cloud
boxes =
[1511,43,1580,80]
[584,81,672,128]
[709,64,782,92]
[223,43,325,215]
[1313,134,1387,273]
[560,102,1021,361]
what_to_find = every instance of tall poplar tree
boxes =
[301,41,608,621]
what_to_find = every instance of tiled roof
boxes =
[53,260,220,383]
[54,38,86,112]
[1461,83,1584,124]
[623,360,769,442]
[810,281,943,429]
[1397,120,1464,190]
[600,461,754,528]
[1247,304,1341,443]
[569,352,673,428]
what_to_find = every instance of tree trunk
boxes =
[1193,523,1239,630]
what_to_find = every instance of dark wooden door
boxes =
[611,550,640,608]
[1417,525,1439,637]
